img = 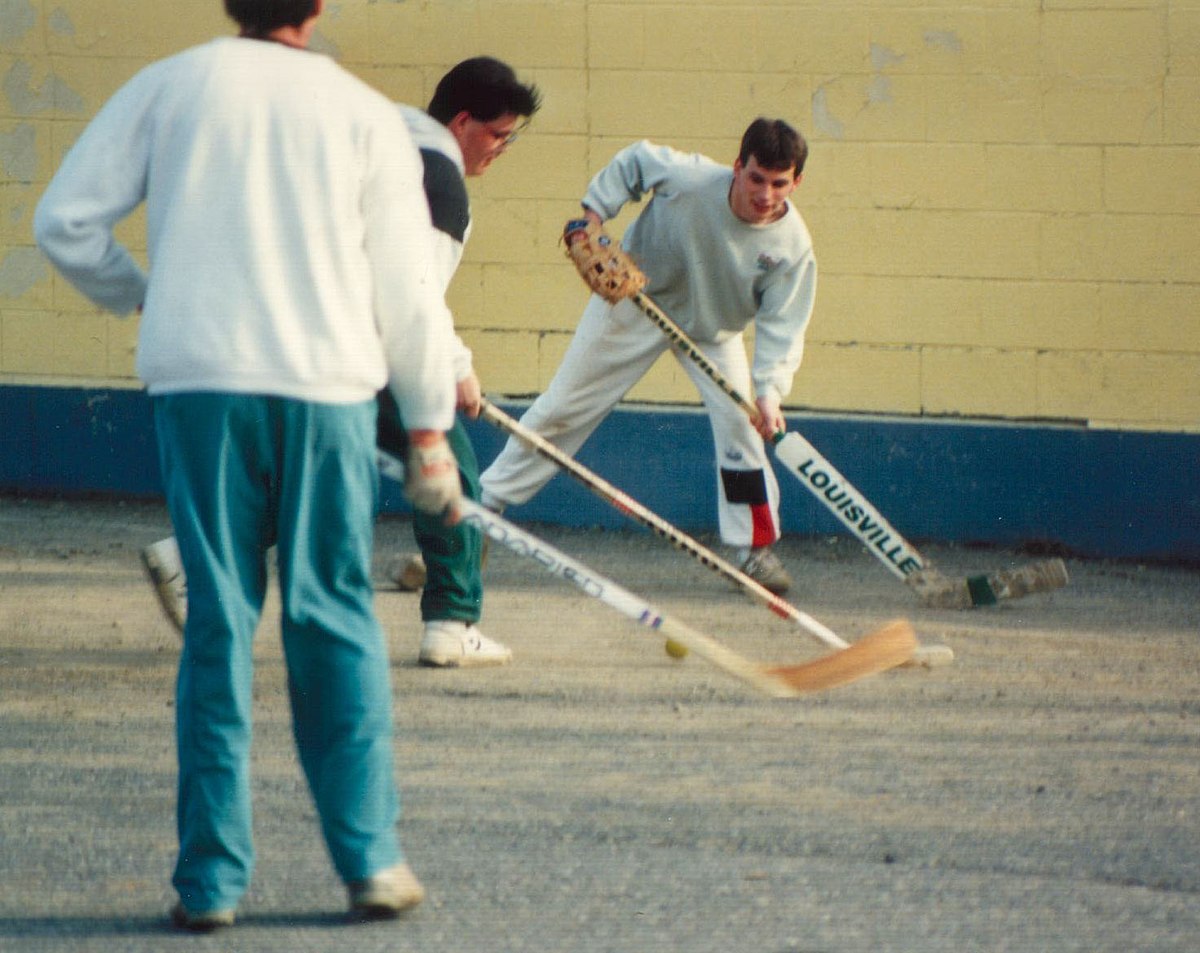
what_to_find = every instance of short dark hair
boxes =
[224,0,317,33]
[427,57,542,125]
[738,118,807,176]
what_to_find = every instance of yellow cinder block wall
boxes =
[4,0,1197,432]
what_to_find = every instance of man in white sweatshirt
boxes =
[34,0,458,931]
[480,118,817,594]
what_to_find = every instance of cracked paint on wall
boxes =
[811,86,845,140]
[0,121,37,181]
[867,75,892,106]
[924,30,962,54]
[870,44,906,71]
[48,7,75,36]
[0,246,48,298]
[0,0,36,46]
[4,61,85,114]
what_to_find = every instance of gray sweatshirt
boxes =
[582,140,817,403]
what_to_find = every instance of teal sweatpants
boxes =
[154,393,402,913]
[376,390,483,623]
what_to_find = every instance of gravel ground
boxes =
[1,496,1198,952]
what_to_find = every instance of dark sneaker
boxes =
[169,901,235,932]
[740,547,792,595]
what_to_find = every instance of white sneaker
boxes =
[419,620,512,668]
[388,553,427,591]
[347,862,425,920]
[141,536,187,634]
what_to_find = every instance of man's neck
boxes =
[240,23,312,50]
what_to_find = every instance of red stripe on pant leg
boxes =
[750,502,775,549]
[719,468,776,549]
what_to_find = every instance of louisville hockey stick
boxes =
[378,450,916,696]
[628,289,1069,609]
[479,398,951,668]
[769,430,1070,607]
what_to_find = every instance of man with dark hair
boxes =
[141,55,542,668]
[36,0,459,930]
[481,118,816,594]
[380,57,541,666]
[426,54,541,145]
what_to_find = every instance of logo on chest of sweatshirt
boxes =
[756,253,781,273]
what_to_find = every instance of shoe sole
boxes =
[170,903,235,932]
[418,652,513,669]
[349,895,423,921]
[737,575,792,596]
[348,873,425,921]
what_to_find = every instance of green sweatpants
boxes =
[376,390,483,624]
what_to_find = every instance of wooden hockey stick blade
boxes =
[970,558,1069,604]
[907,559,1069,608]
[659,616,917,696]
[654,617,803,698]
[765,619,918,693]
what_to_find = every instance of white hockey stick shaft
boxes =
[479,398,849,650]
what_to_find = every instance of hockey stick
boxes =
[628,289,1068,608]
[377,450,916,696]
[479,398,951,668]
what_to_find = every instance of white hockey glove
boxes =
[405,434,462,520]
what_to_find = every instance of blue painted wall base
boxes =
[2,385,1196,563]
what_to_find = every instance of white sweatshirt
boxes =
[582,140,818,403]
[34,37,456,430]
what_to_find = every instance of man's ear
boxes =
[447,110,473,135]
